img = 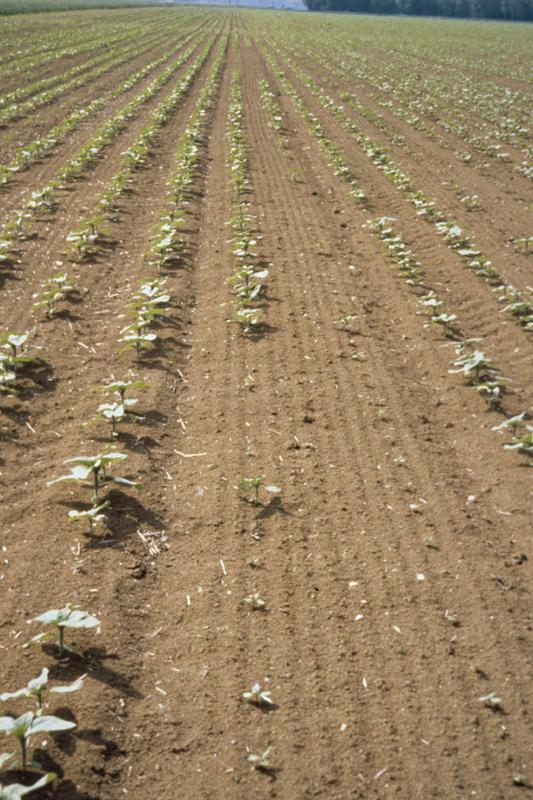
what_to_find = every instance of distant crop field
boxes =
[0,7,532,800]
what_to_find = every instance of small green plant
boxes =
[492,413,526,435]
[32,273,73,318]
[118,331,157,359]
[94,373,149,403]
[431,312,458,337]
[475,379,506,409]
[234,476,281,506]
[338,314,357,330]
[0,333,41,371]
[232,307,263,334]
[504,427,533,463]
[243,374,255,391]
[247,745,272,771]
[24,603,100,656]
[47,451,139,502]
[243,683,273,706]
[84,400,143,438]
[243,593,266,610]
[479,692,502,710]
[0,668,84,712]
[0,771,56,799]
[0,367,17,395]
[0,712,75,770]
[68,501,109,535]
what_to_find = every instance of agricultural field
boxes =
[0,6,532,799]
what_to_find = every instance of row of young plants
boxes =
[273,22,531,176]
[65,38,216,261]
[0,47,225,794]
[226,72,270,335]
[257,53,532,471]
[0,34,208,266]
[0,9,185,105]
[259,38,533,333]
[259,56,366,206]
[226,73,280,772]
[0,25,205,189]
[0,9,168,80]
[367,217,533,461]
[147,38,227,272]
[0,28,166,124]
[0,20,136,83]
[0,603,101,799]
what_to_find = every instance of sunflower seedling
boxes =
[118,331,157,360]
[68,501,109,535]
[504,427,533,463]
[24,603,100,656]
[84,400,143,438]
[234,476,281,506]
[242,683,273,707]
[0,772,56,799]
[479,692,502,711]
[0,668,84,712]
[492,413,526,435]
[243,374,255,391]
[0,712,75,770]
[47,451,139,502]
[338,314,357,330]
[32,273,73,318]
[0,367,17,395]
[243,593,266,610]
[94,373,149,403]
[247,746,273,772]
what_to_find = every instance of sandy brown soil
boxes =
[0,10,531,800]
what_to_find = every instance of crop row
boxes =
[0,27,170,123]
[260,38,533,332]
[226,73,270,334]
[254,57,532,469]
[0,23,208,189]
[65,37,216,261]
[263,18,531,176]
[0,32,210,265]
[0,36,226,795]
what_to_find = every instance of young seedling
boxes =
[242,683,273,706]
[0,668,84,712]
[247,745,273,772]
[118,331,157,360]
[32,273,73,318]
[504,427,533,462]
[431,312,458,337]
[243,374,255,391]
[232,307,263,334]
[0,712,75,770]
[0,772,56,800]
[47,451,139,502]
[479,692,502,711]
[475,379,506,409]
[450,351,496,383]
[84,400,143,438]
[94,373,149,403]
[67,501,109,535]
[234,476,281,506]
[0,367,17,395]
[24,603,100,655]
[337,314,357,330]
[0,333,40,371]
[243,593,266,610]
[492,413,526,435]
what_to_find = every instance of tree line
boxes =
[303,0,532,21]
